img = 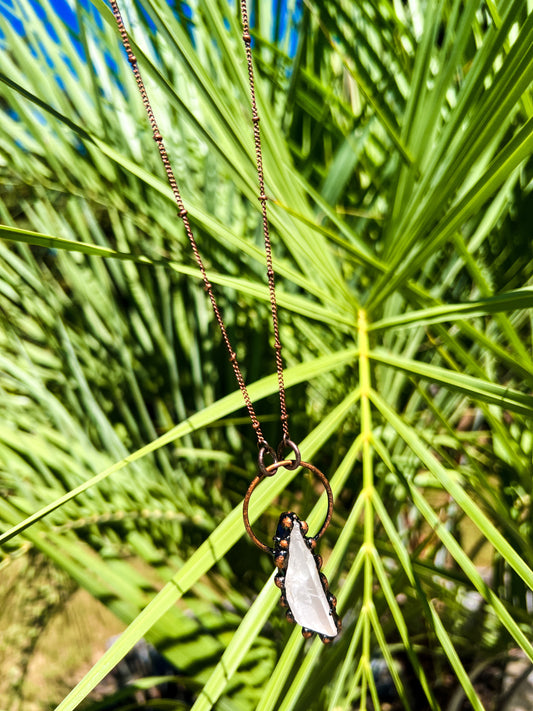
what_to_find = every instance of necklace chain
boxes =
[239,0,290,446]
[109,0,292,460]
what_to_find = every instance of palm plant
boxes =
[0,0,532,709]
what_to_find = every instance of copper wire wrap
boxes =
[242,461,334,553]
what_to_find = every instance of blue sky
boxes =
[1,0,301,54]
[1,0,81,35]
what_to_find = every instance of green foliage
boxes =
[0,0,532,709]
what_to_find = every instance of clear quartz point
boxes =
[284,522,338,637]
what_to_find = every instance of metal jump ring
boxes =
[276,438,301,471]
[258,443,278,476]
[242,460,334,553]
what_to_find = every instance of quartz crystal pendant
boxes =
[273,512,340,642]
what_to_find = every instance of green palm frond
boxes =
[0,0,532,709]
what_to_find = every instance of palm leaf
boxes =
[0,0,532,709]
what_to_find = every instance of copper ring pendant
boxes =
[242,460,334,553]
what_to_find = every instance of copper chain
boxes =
[239,0,289,446]
[109,0,295,463]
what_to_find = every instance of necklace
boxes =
[110,0,340,642]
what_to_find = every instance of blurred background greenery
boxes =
[0,0,533,709]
